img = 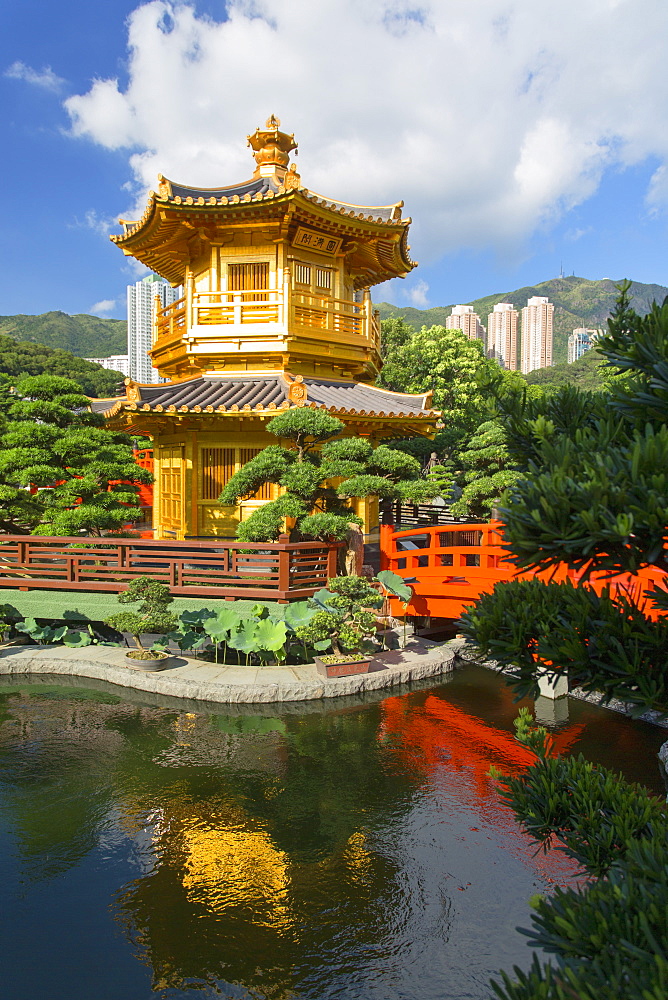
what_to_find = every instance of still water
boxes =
[0,664,665,1000]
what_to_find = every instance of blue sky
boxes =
[2,0,668,324]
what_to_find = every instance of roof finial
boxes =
[247,116,298,180]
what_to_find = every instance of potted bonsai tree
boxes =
[105,576,178,670]
[295,575,384,677]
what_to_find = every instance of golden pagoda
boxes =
[98,118,440,538]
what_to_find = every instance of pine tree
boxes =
[0,374,151,535]
[219,407,437,543]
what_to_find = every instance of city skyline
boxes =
[2,2,667,322]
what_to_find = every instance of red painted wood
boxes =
[380,520,667,621]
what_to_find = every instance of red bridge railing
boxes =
[379,520,667,620]
[0,534,340,603]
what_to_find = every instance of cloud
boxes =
[63,1,668,265]
[406,280,430,308]
[5,60,64,91]
[90,299,117,316]
[564,226,593,243]
[70,209,120,237]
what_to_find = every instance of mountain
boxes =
[376,276,668,364]
[0,311,127,358]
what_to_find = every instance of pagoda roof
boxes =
[92,374,438,428]
[111,178,414,287]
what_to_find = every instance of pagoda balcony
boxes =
[153,286,382,360]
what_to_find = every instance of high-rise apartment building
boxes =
[85,354,130,377]
[521,296,554,374]
[568,328,601,363]
[127,274,180,383]
[446,304,485,345]
[486,302,518,370]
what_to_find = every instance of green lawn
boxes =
[0,588,277,622]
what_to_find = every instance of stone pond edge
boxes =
[0,639,461,705]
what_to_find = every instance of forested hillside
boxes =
[0,311,126,358]
[0,335,125,397]
[376,276,668,364]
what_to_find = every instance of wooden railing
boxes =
[0,534,340,603]
[193,288,281,326]
[154,296,186,344]
[379,520,668,620]
[291,290,363,337]
[154,287,379,348]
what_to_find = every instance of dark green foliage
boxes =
[298,512,361,541]
[379,316,415,359]
[295,575,382,654]
[0,333,125,397]
[280,462,324,499]
[366,444,422,479]
[104,609,178,649]
[489,712,668,1000]
[235,504,289,543]
[337,474,401,500]
[378,324,495,462]
[0,374,150,535]
[106,578,177,650]
[264,408,345,459]
[495,289,668,576]
[522,347,611,392]
[117,576,174,614]
[450,419,521,519]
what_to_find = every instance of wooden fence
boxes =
[0,534,340,603]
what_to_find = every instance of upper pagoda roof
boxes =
[110,118,416,287]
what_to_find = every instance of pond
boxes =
[0,664,665,1000]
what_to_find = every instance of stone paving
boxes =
[0,637,462,705]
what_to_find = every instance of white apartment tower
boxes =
[487,302,518,370]
[446,305,485,345]
[127,274,180,383]
[521,296,554,374]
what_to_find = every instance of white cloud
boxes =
[564,226,593,243]
[5,60,64,91]
[69,209,120,237]
[406,279,430,308]
[90,299,117,316]
[63,0,668,264]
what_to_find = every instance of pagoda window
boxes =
[228,262,269,301]
[240,448,274,499]
[294,263,311,286]
[201,447,235,500]
[315,268,332,292]
[201,446,275,502]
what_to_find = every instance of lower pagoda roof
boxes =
[91,374,438,424]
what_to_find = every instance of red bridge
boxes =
[379,520,666,621]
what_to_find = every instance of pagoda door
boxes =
[158,445,185,538]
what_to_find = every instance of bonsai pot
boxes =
[125,649,171,671]
[314,654,373,678]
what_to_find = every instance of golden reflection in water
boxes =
[181,808,291,922]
